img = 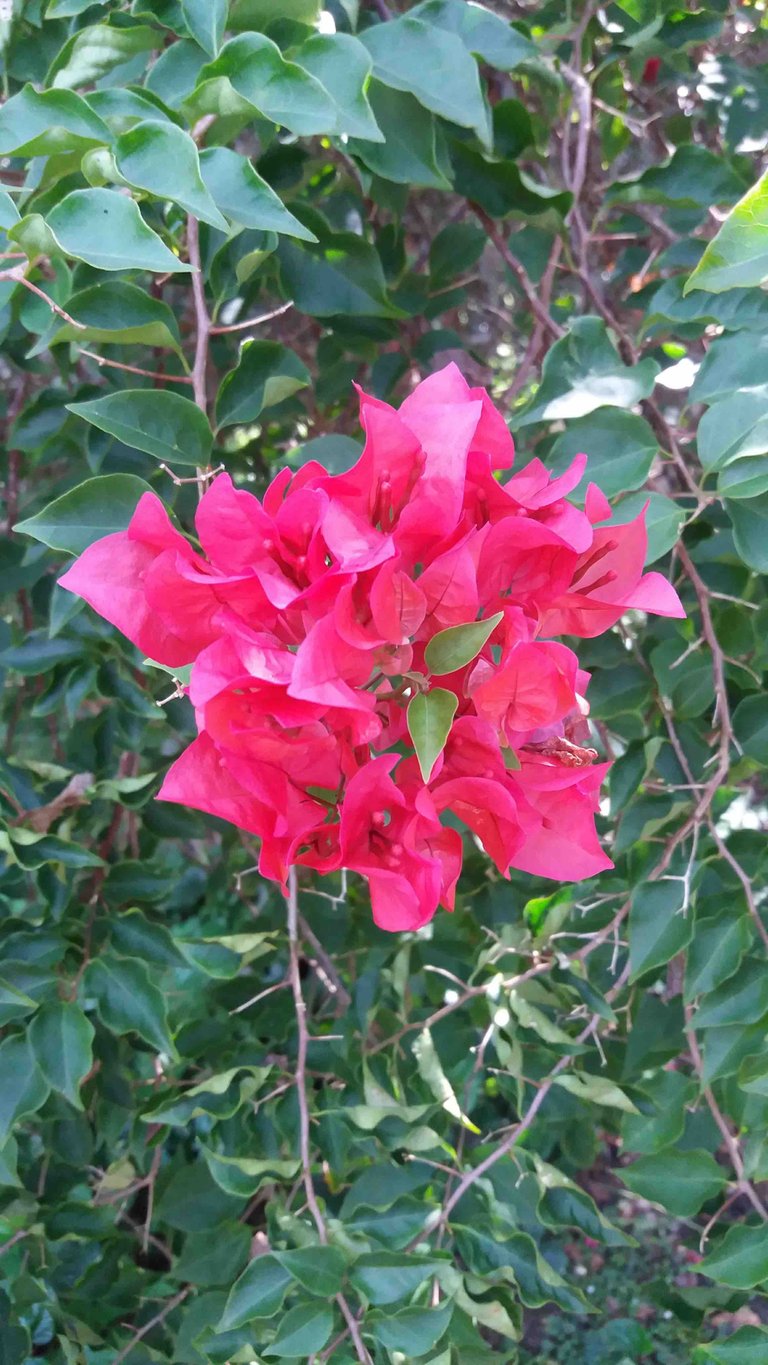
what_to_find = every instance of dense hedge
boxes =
[3,1,768,1362]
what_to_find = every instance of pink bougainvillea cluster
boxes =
[61,366,684,931]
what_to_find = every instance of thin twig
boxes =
[686,1014,768,1223]
[0,264,86,329]
[112,1287,191,1365]
[287,870,372,1365]
[210,300,294,334]
[186,216,210,415]
[474,208,566,341]
[78,349,193,384]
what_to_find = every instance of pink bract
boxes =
[59,364,685,931]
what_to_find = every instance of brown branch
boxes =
[0,1228,30,1258]
[112,1287,191,1365]
[286,870,372,1365]
[0,264,86,329]
[473,208,566,342]
[686,1013,768,1222]
[78,349,193,384]
[210,300,294,334]
[186,216,210,415]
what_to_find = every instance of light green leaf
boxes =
[114,119,228,231]
[40,189,191,273]
[29,1002,94,1111]
[700,1223,768,1289]
[181,0,228,57]
[203,1149,300,1197]
[621,1149,725,1216]
[195,33,336,136]
[0,190,20,230]
[685,168,768,293]
[295,33,382,141]
[410,0,535,70]
[698,386,768,472]
[424,612,502,675]
[142,1067,271,1126]
[0,84,111,156]
[407,687,458,782]
[215,340,310,428]
[554,1072,639,1114]
[412,1027,480,1131]
[517,317,659,427]
[199,146,316,240]
[15,474,153,556]
[67,391,212,469]
[360,16,491,148]
[86,955,175,1055]
[48,22,158,90]
[695,1327,768,1364]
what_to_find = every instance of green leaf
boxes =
[15,474,153,556]
[0,1035,50,1146]
[456,1226,587,1314]
[86,954,175,1055]
[726,493,768,572]
[199,146,316,240]
[685,914,752,1002]
[264,1302,334,1357]
[48,22,158,90]
[274,1246,346,1298]
[450,140,572,219]
[68,391,212,469]
[695,1327,768,1364]
[692,960,768,1030]
[0,827,103,869]
[171,1223,251,1287]
[360,16,491,148]
[407,688,459,782]
[349,83,452,190]
[278,228,400,319]
[0,979,38,1029]
[424,612,502,675]
[410,0,535,70]
[621,1149,725,1216]
[615,145,747,212]
[215,340,310,428]
[553,1072,639,1114]
[517,318,659,427]
[219,1254,294,1329]
[698,386,768,472]
[32,280,183,355]
[412,1026,480,1131]
[295,33,383,141]
[204,1149,300,1197]
[370,1300,453,1356]
[40,189,191,273]
[700,1223,768,1289]
[114,119,228,231]
[142,1067,271,1125]
[685,169,768,293]
[0,190,20,230]
[196,34,336,136]
[182,0,228,57]
[734,694,768,765]
[0,84,111,156]
[629,881,692,981]
[350,1251,445,1306]
[549,410,657,501]
[29,1002,94,1111]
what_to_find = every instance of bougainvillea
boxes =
[60,364,684,931]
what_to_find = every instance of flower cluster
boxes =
[60,365,684,931]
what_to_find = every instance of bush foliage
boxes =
[3,1,768,1361]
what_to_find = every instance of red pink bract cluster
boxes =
[61,365,684,931]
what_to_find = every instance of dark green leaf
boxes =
[621,1149,725,1216]
[68,391,212,468]
[215,341,310,428]
[114,119,228,230]
[86,954,175,1055]
[700,1224,768,1289]
[199,146,316,240]
[219,1254,293,1329]
[15,474,153,555]
[29,1001,94,1110]
[264,1301,334,1357]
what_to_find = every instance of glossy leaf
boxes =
[41,189,191,273]
[114,119,228,230]
[215,340,309,428]
[29,1001,94,1110]
[68,391,212,468]
[15,475,152,555]
[424,612,502,675]
[686,169,768,293]
[199,146,316,240]
[407,687,459,782]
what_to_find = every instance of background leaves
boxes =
[3,2,768,1363]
